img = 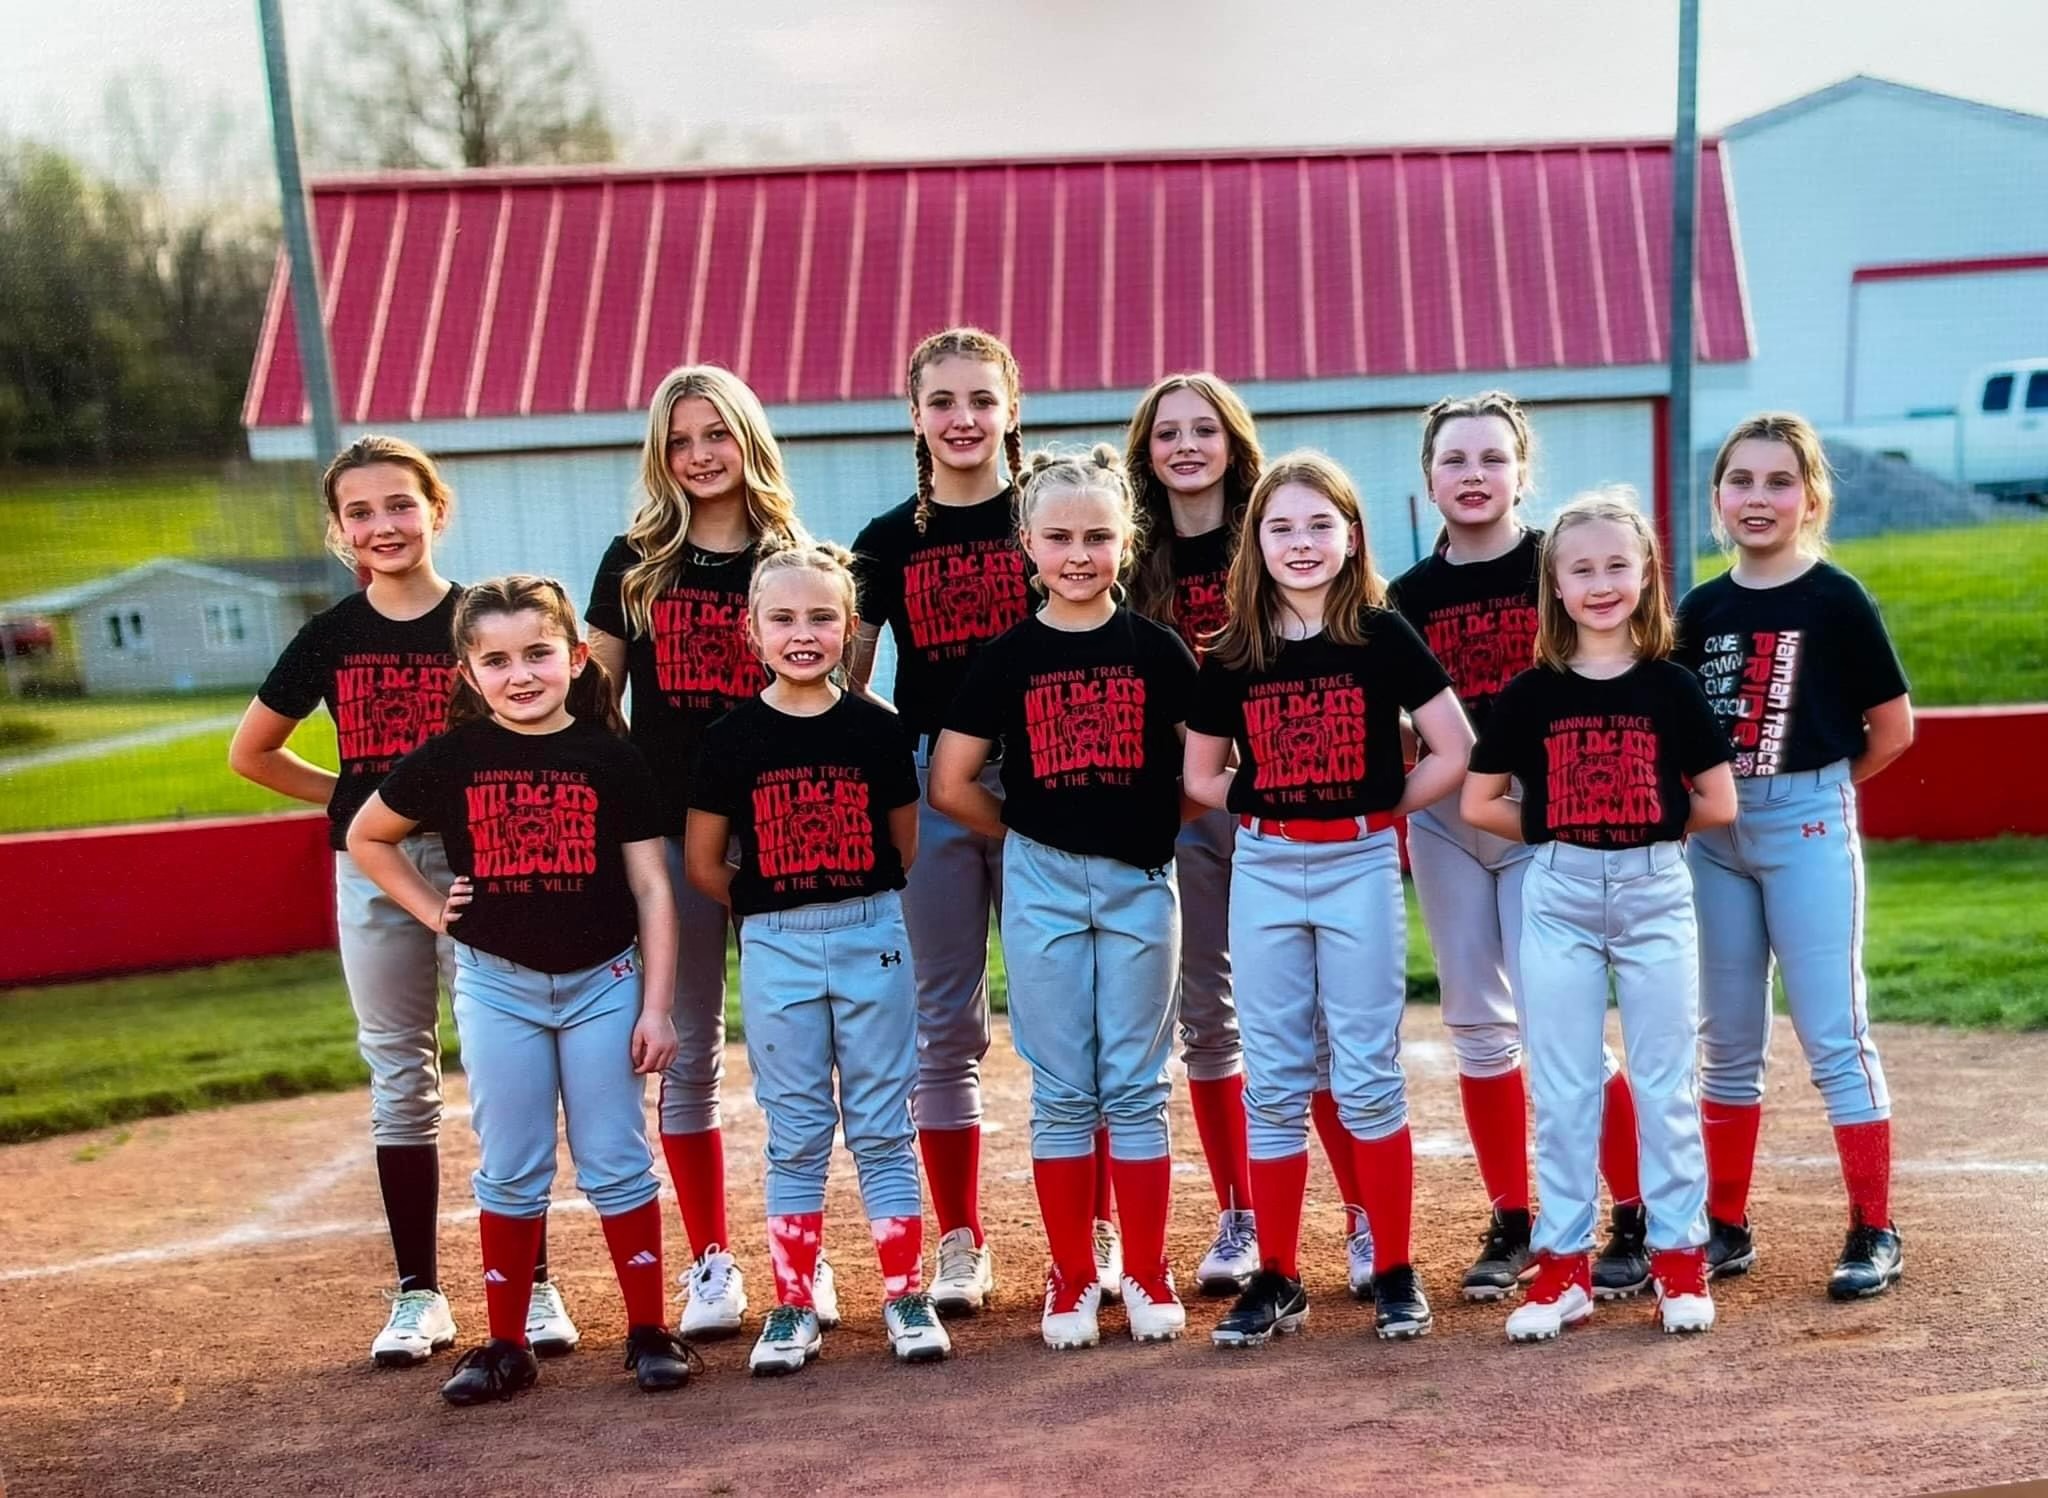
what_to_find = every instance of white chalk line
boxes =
[0,712,245,774]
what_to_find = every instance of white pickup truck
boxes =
[1829,358,2048,505]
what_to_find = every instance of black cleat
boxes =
[439,1337,539,1407]
[1210,1269,1309,1348]
[1372,1263,1433,1340]
[1706,1215,1757,1280]
[624,1324,699,1392]
[1461,1208,1534,1302]
[1592,1202,1651,1300]
[1828,1219,1903,1301]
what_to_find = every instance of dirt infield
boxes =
[4,1009,2045,1498]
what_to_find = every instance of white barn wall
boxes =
[1699,85,2048,442]
[1848,268,2048,422]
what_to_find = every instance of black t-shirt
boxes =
[585,535,766,833]
[851,490,1030,741]
[1387,529,1542,739]
[946,609,1198,869]
[377,716,662,974]
[258,586,463,850]
[688,694,920,917]
[1186,612,1452,820]
[1675,562,1910,779]
[1169,526,1234,661]
[1470,661,1732,849]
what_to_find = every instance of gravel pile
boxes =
[1687,441,2000,543]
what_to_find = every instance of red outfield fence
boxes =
[2,706,2042,987]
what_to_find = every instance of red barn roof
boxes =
[244,141,1749,430]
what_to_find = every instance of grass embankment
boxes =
[6,844,2041,1145]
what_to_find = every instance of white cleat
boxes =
[1505,1255,1596,1344]
[811,1253,843,1330]
[1093,1219,1124,1304]
[1345,1208,1376,1300]
[1658,1288,1717,1335]
[1196,1209,1259,1296]
[680,1246,748,1340]
[1041,1272,1103,1351]
[371,1288,456,1367]
[1654,1250,1717,1335]
[929,1227,995,1317]
[883,1290,953,1363]
[748,1304,822,1375]
[1122,1271,1188,1344]
[524,1280,580,1358]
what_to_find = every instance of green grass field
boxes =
[4,842,2041,1145]
[0,467,324,603]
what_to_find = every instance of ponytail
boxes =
[446,574,627,736]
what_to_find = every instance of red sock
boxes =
[1188,1074,1255,1212]
[919,1125,984,1246]
[871,1215,924,1298]
[1833,1119,1892,1227]
[598,1200,666,1328]
[477,1210,544,1345]
[1599,1072,1643,1208]
[1457,1070,1531,1213]
[1248,1152,1309,1277]
[1031,1154,1098,1291]
[1310,1089,1368,1233]
[766,1212,824,1308]
[1701,1099,1763,1222]
[1351,1126,1416,1272]
[659,1128,729,1259]
[1110,1155,1172,1295]
[1093,1125,1115,1222]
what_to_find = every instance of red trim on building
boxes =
[247,141,1751,430]
[1851,253,2048,283]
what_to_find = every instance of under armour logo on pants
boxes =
[1801,821,1827,839]
[879,950,903,968]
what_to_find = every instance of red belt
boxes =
[1239,811,1398,843]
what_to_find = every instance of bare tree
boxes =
[308,0,615,170]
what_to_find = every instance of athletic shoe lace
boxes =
[1839,1222,1884,1262]
[1477,1218,1519,1261]
[448,1342,517,1392]
[936,1235,981,1286]
[385,1289,437,1332]
[526,1282,564,1325]
[761,1304,811,1343]
[1045,1271,1089,1315]
[1209,1213,1255,1261]
[889,1292,938,1329]
[692,1249,735,1304]
[1093,1222,1118,1265]
[625,1325,702,1374]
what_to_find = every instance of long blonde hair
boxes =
[620,366,804,636]
[1209,451,1385,674]
[1709,411,1835,556]
[907,327,1025,533]
[1533,487,1675,670]
[1122,373,1263,627]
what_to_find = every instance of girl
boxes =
[1677,415,1913,1300]
[930,445,1199,1351]
[1462,489,1736,1342]
[685,540,950,1374]
[228,437,575,1367]
[849,327,1033,1316]
[1184,451,1473,1348]
[585,365,805,1340]
[347,576,694,1404]
[1388,394,1652,1304]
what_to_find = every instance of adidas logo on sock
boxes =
[627,1250,659,1268]
[484,1269,508,1284]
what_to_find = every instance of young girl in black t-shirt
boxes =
[349,576,693,1405]
[1678,413,1914,1301]
[931,445,1199,1352]
[1464,488,1736,1343]
[584,365,804,1341]
[686,539,947,1375]
[1184,451,1472,1349]
[229,436,573,1366]
[849,327,1032,1315]
[1388,393,1648,1304]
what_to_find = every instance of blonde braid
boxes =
[913,433,937,533]
[1003,427,1026,499]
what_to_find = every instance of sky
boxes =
[4,0,2047,193]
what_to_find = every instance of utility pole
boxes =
[257,0,342,469]
[1669,0,1701,595]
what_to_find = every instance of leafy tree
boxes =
[309,0,615,170]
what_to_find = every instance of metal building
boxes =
[244,139,1751,682]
